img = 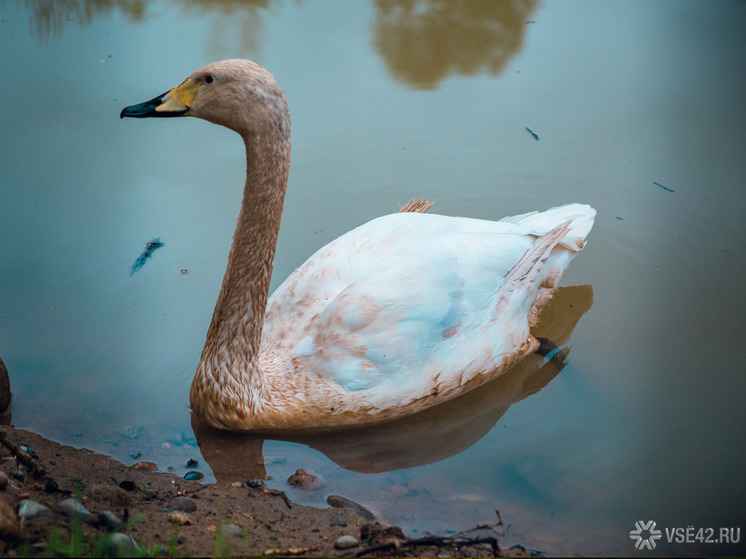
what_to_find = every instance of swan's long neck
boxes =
[191,122,291,429]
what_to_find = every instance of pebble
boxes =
[0,471,7,490]
[184,471,203,481]
[44,478,58,493]
[107,533,140,556]
[221,523,242,537]
[168,511,193,525]
[129,461,157,471]
[119,480,137,492]
[169,496,197,512]
[18,500,53,520]
[244,479,264,489]
[334,535,359,549]
[97,510,123,531]
[287,468,323,490]
[326,495,375,521]
[9,470,24,482]
[55,498,94,522]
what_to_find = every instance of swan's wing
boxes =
[264,205,594,405]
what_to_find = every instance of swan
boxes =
[121,59,595,432]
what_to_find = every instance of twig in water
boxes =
[653,181,674,192]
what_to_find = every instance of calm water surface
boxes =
[1,1,745,556]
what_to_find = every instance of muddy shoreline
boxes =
[0,426,537,557]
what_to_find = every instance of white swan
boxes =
[121,59,595,432]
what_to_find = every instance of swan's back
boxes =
[261,204,594,416]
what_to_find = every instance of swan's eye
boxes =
[205,75,214,84]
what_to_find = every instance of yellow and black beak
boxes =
[120,77,201,119]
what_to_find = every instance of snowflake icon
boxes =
[629,520,662,550]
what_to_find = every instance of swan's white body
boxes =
[122,59,595,432]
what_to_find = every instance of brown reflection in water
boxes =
[25,0,147,40]
[193,285,593,485]
[373,0,538,89]
[22,0,271,47]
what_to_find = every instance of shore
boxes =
[0,425,538,557]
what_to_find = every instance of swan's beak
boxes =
[120,77,201,119]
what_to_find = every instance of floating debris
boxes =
[130,238,165,276]
[653,181,674,192]
[525,127,540,141]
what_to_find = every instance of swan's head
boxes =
[120,59,289,137]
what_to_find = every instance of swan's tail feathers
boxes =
[400,197,435,214]
[492,219,578,324]
[501,203,596,252]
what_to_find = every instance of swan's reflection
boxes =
[193,285,593,485]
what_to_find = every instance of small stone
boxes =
[141,489,158,501]
[287,468,322,490]
[0,471,8,490]
[326,495,375,521]
[55,498,94,522]
[18,500,53,520]
[107,532,139,556]
[169,496,197,512]
[334,535,359,549]
[44,478,59,493]
[244,479,264,489]
[168,511,192,525]
[97,511,123,531]
[184,471,203,481]
[186,458,198,467]
[9,471,24,482]
[20,446,36,458]
[220,523,242,537]
[119,480,137,492]
[129,461,157,471]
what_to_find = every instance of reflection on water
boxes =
[23,0,535,88]
[193,286,591,480]
[25,0,147,40]
[373,0,538,89]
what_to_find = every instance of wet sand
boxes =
[0,426,538,557]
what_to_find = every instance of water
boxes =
[1,1,745,556]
